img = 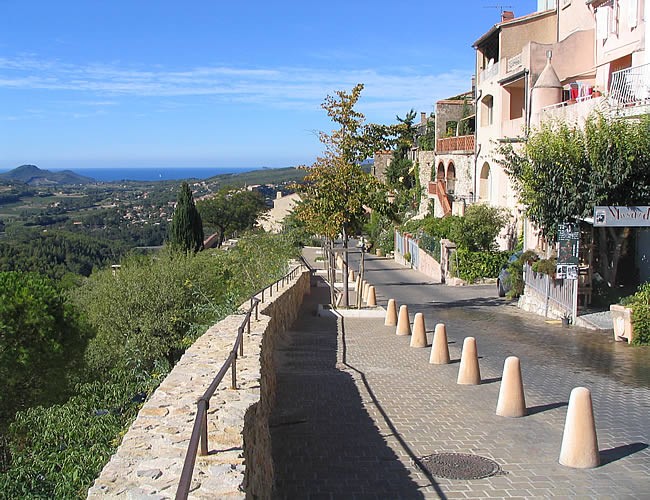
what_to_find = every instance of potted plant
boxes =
[611,282,650,345]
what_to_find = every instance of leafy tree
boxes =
[294,84,395,306]
[197,188,267,247]
[449,204,509,252]
[0,272,89,428]
[168,181,204,252]
[0,229,125,281]
[499,114,650,285]
[295,84,393,241]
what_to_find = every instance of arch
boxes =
[479,162,491,202]
[480,94,494,127]
[436,163,445,181]
[446,162,456,194]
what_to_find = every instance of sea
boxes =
[0,167,260,183]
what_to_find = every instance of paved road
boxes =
[271,252,650,498]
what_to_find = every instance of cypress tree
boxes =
[169,181,204,252]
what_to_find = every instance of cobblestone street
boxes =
[271,253,650,499]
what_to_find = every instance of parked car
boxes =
[497,252,521,297]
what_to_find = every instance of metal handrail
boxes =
[175,262,306,499]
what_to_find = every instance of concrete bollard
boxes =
[410,313,427,347]
[348,269,355,282]
[362,280,369,301]
[496,356,527,417]
[396,305,411,336]
[385,299,398,326]
[366,286,377,307]
[457,337,481,385]
[336,255,343,270]
[429,323,450,364]
[559,387,600,468]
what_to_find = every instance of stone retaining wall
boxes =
[87,269,310,499]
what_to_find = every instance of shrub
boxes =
[503,251,540,298]
[532,258,557,276]
[0,370,164,498]
[620,282,650,345]
[455,249,510,283]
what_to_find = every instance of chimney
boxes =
[420,112,427,124]
[501,10,515,22]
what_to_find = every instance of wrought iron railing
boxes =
[609,63,650,107]
[175,262,306,499]
[523,263,575,318]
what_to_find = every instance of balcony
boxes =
[478,61,500,84]
[609,63,650,111]
[436,135,475,153]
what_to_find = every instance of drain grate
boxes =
[418,453,502,480]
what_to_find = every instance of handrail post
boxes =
[247,314,251,335]
[199,400,209,456]
[255,301,259,321]
[239,327,244,357]
[261,289,265,302]
[231,355,237,390]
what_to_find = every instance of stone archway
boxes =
[446,162,456,194]
[436,163,445,182]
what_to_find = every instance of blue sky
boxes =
[0,0,538,170]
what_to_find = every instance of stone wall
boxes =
[87,269,310,499]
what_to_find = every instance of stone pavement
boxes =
[270,255,650,499]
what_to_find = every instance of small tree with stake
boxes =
[295,84,393,306]
[168,181,204,253]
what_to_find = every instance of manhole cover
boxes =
[419,453,501,480]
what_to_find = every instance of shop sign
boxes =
[594,206,650,227]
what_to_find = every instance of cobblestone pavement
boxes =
[271,253,650,499]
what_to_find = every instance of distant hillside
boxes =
[0,165,95,186]
[206,166,307,187]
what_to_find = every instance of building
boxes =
[259,192,301,233]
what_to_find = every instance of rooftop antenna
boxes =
[483,4,513,16]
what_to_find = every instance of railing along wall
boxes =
[523,263,575,319]
[175,262,307,500]
[609,62,650,107]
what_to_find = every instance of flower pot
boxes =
[561,316,570,327]
[610,304,634,344]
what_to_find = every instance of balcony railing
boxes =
[609,63,650,107]
[478,61,500,84]
[436,135,475,153]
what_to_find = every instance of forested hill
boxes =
[0,165,95,185]
[205,166,307,186]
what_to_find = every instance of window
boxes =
[479,163,491,202]
[481,95,494,127]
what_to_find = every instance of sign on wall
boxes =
[594,206,650,227]
[557,222,579,280]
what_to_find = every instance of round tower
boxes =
[531,50,563,125]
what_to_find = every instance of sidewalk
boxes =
[270,271,649,498]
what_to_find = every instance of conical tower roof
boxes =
[534,53,562,89]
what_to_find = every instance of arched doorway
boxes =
[436,163,445,182]
[446,163,456,194]
[479,162,491,202]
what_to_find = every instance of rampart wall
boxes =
[87,268,310,499]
